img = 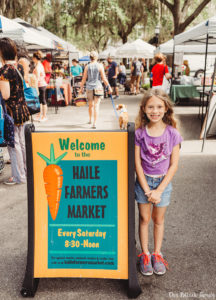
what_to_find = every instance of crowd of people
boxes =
[0,38,69,184]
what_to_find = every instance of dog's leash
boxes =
[109,94,119,119]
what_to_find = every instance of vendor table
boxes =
[170,85,200,103]
[46,83,72,105]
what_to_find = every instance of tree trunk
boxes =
[122,36,128,44]
[51,0,61,35]
[159,0,211,36]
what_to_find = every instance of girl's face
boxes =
[144,95,167,124]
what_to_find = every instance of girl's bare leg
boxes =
[152,206,167,254]
[138,203,152,254]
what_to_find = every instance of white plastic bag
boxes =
[180,75,193,85]
[162,76,171,94]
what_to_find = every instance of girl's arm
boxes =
[135,145,151,195]
[79,66,88,93]
[99,67,112,93]
[148,144,180,203]
[0,80,10,99]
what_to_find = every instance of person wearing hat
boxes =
[79,51,112,129]
[70,59,83,77]
[42,53,52,84]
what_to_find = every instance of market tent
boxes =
[0,15,54,50]
[174,15,216,46]
[173,15,216,151]
[13,18,78,53]
[99,46,117,59]
[158,39,216,54]
[79,55,90,62]
[37,26,77,53]
[115,39,155,58]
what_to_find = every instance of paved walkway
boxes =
[0,94,215,300]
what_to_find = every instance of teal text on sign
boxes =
[48,160,118,269]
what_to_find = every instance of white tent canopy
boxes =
[174,15,216,46]
[0,15,54,50]
[13,18,78,53]
[37,26,77,53]
[158,38,216,54]
[99,46,117,59]
[115,39,155,58]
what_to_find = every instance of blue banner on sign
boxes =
[48,160,118,270]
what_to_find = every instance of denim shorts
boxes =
[135,175,172,207]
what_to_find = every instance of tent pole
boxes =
[201,33,209,152]
[170,38,175,93]
[171,38,175,80]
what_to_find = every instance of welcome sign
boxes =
[21,125,141,298]
[32,132,128,279]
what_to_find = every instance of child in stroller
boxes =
[72,76,84,104]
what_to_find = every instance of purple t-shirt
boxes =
[135,125,183,175]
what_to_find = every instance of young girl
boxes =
[135,89,183,276]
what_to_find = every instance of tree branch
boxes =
[181,0,191,13]
[179,0,211,32]
[159,0,174,12]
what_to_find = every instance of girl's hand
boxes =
[145,190,153,202]
[148,190,162,204]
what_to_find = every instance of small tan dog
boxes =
[116,104,129,130]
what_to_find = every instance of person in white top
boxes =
[33,51,47,122]
[118,62,126,86]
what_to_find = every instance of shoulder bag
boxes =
[16,68,40,115]
[0,92,15,148]
[93,87,104,97]
[162,66,171,94]
[93,63,104,97]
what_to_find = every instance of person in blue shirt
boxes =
[70,59,83,77]
[107,56,119,99]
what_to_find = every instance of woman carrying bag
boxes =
[0,38,30,185]
[80,51,112,129]
[151,53,172,91]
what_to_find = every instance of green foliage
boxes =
[2,0,216,51]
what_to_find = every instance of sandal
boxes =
[4,177,17,185]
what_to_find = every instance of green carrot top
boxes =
[37,144,67,165]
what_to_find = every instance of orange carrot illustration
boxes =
[37,144,67,221]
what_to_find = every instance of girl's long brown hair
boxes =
[135,89,177,129]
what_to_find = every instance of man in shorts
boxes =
[107,56,119,99]
[130,57,142,95]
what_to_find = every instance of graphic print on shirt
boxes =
[144,141,168,166]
